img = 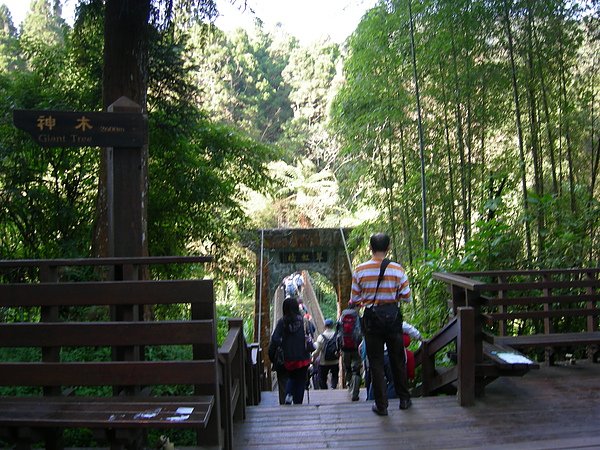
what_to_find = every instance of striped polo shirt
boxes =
[350,257,411,307]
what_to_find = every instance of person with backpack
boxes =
[268,297,312,405]
[337,304,363,401]
[293,271,304,297]
[350,232,413,416]
[363,321,423,400]
[402,321,423,382]
[311,318,339,389]
[282,274,299,299]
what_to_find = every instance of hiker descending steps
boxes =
[311,318,340,389]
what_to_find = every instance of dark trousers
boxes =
[276,369,289,405]
[365,325,409,410]
[318,363,339,389]
[342,349,362,400]
[285,365,309,404]
[342,349,362,377]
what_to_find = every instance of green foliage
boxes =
[189,23,295,144]
[461,219,523,270]
[0,5,22,72]
[0,3,598,439]
[215,281,255,344]
[144,24,280,269]
[310,272,337,320]
[332,0,599,273]
[268,158,343,227]
[0,1,279,279]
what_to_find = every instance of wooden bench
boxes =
[435,269,600,366]
[0,279,221,449]
[480,277,600,365]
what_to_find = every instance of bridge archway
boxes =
[247,228,353,357]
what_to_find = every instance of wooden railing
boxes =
[0,258,265,450]
[414,307,477,406]
[0,256,213,282]
[218,318,265,450]
[420,268,600,406]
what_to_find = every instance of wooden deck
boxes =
[234,361,600,449]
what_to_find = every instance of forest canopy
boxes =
[0,0,598,336]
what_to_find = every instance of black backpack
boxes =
[323,333,340,361]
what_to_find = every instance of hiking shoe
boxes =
[399,398,412,410]
[371,404,388,416]
[284,394,293,405]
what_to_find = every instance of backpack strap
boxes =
[374,258,390,301]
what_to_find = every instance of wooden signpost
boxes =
[13,108,145,148]
[13,96,148,272]
[13,98,152,398]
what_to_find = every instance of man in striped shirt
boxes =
[350,232,412,416]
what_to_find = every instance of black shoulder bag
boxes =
[363,258,400,333]
[375,258,391,298]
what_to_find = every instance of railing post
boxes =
[542,274,554,365]
[585,272,598,362]
[38,264,63,450]
[457,307,475,406]
[228,318,246,421]
[497,275,507,337]
[218,352,233,450]
[451,285,466,315]
[465,290,484,376]
[247,343,261,405]
[420,340,435,396]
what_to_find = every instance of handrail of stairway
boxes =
[218,318,264,450]
[414,307,477,406]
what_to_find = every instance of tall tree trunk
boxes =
[479,81,487,219]
[94,0,150,262]
[537,53,559,194]
[503,0,533,262]
[400,126,414,264]
[559,49,577,214]
[451,35,469,245]
[590,56,598,198]
[525,1,544,258]
[377,122,398,262]
[466,96,473,242]
[532,9,558,196]
[558,85,564,195]
[387,130,398,262]
[408,0,428,252]
[589,56,598,262]
[440,62,458,254]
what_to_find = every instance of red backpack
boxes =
[337,309,361,351]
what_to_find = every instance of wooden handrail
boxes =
[436,269,600,293]
[0,256,213,268]
[432,267,600,398]
[218,320,244,450]
[414,308,477,405]
[477,279,600,291]
[455,268,600,277]
[217,318,265,450]
[427,316,459,355]
[432,272,486,290]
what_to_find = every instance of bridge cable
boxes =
[339,227,353,273]
[257,229,264,344]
